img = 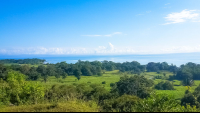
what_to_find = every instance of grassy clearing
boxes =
[37,70,126,90]
[34,70,200,100]
[0,100,99,112]
[3,63,40,67]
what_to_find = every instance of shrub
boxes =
[101,94,140,112]
[0,100,99,112]
[45,85,77,102]
[134,93,181,112]
[85,84,111,104]
[154,81,174,90]
[102,81,106,84]
[0,71,45,105]
[181,90,196,107]
[193,84,200,97]
[97,72,103,76]
[111,75,154,98]
[110,83,115,87]
[87,81,91,84]
[154,75,163,79]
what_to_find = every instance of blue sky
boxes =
[1,0,200,55]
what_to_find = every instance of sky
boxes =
[1,0,200,55]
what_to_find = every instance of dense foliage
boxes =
[111,75,154,98]
[5,60,147,82]
[2,59,200,112]
[0,58,46,65]
[146,62,178,73]
[154,81,174,90]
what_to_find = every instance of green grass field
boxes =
[36,70,123,90]
[0,100,99,112]
[3,63,40,67]
[34,70,200,100]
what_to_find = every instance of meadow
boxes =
[33,69,200,100]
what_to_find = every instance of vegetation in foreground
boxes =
[1,59,200,112]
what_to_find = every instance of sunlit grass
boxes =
[34,70,200,100]
[0,100,99,112]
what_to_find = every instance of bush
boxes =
[193,84,200,97]
[0,100,99,112]
[111,75,154,98]
[45,85,77,102]
[87,81,91,84]
[154,75,163,79]
[181,90,196,107]
[134,92,199,112]
[0,71,45,105]
[110,83,115,87]
[154,81,174,90]
[97,72,103,76]
[102,81,106,84]
[101,94,140,112]
[86,84,110,103]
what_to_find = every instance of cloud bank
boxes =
[1,43,200,55]
[163,9,200,25]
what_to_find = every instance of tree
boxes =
[74,69,82,81]
[27,67,41,80]
[111,75,154,98]
[19,65,30,75]
[96,66,102,76]
[46,65,56,76]
[37,64,48,83]
[43,74,48,83]
[181,86,196,107]
[55,68,64,80]
[10,64,21,71]
[62,73,68,79]
[181,72,194,86]
[89,66,96,75]
[37,65,46,76]
[168,75,175,85]
[154,81,174,90]
[0,64,7,80]
[81,66,92,76]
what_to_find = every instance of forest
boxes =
[0,58,46,65]
[1,58,200,112]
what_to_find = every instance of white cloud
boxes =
[81,32,123,37]
[163,9,200,25]
[136,14,144,16]
[81,35,102,37]
[146,11,151,13]
[2,44,200,55]
[165,3,170,5]
[104,32,122,37]
[136,11,151,16]
[108,42,114,50]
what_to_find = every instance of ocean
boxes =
[1,53,200,66]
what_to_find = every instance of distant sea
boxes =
[1,52,200,66]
